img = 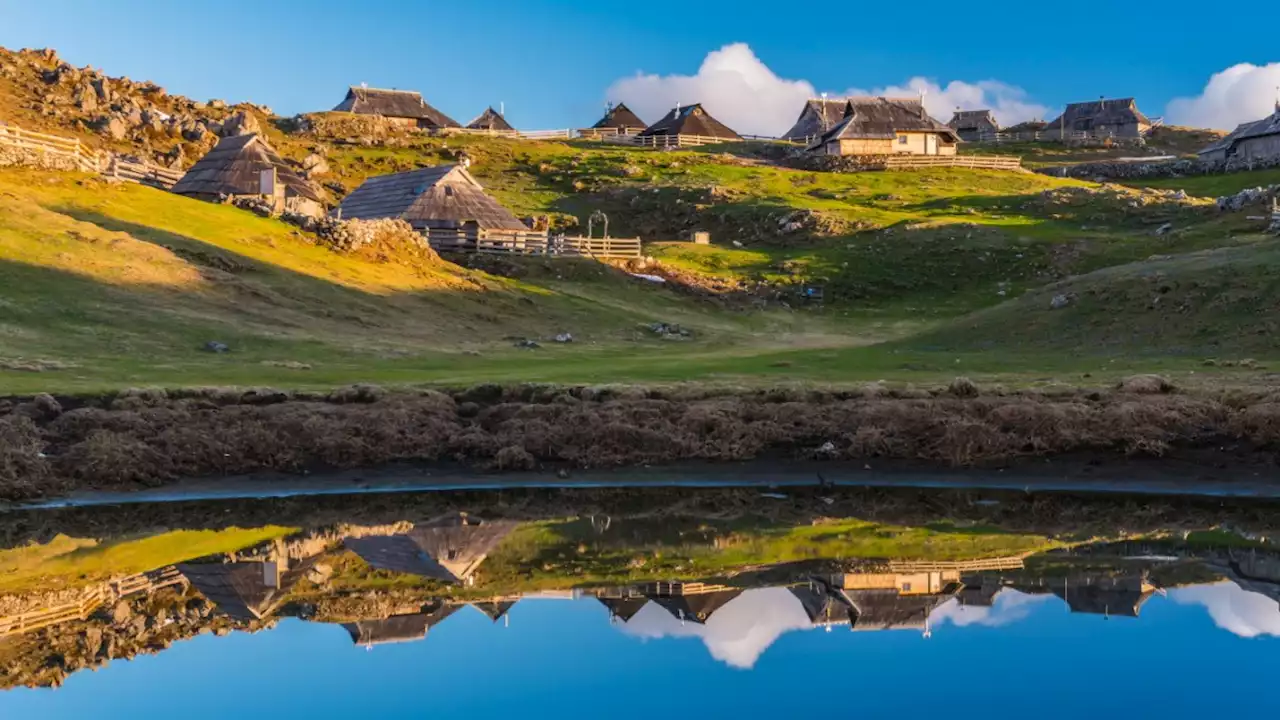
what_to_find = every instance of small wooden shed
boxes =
[342,516,518,583]
[467,106,514,132]
[948,109,1000,141]
[808,97,959,156]
[782,99,850,141]
[638,103,741,141]
[337,164,528,233]
[591,102,647,134]
[332,86,460,130]
[341,605,460,646]
[1199,104,1280,163]
[172,133,323,216]
[1043,98,1152,140]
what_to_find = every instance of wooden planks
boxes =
[882,154,1023,171]
[425,228,642,259]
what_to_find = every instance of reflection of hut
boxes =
[336,164,528,232]
[598,596,649,623]
[790,585,858,628]
[648,585,743,625]
[591,103,646,135]
[172,134,323,216]
[846,590,954,631]
[638,103,740,141]
[467,107,514,132]
[957,581,1004,607]
[948,109,1000,142]
[782,98,850,141]
[343,516,517,584]
[178,557,311,621]
[808,97,959,157]
[1051,576,1157,617]
[332,86,460,130]
[470,600,517,622]
[341,604,459,646]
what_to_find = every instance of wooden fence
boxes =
[425,228,642,259]
[0,123,101,171]
[0,566,186,639]
[449,127,573,141]
[883,154,1023,171]
[104,155,184,189]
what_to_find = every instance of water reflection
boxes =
[0,491,1277,712]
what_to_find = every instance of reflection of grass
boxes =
[1185,529,1274,550]
[0,527,297,595]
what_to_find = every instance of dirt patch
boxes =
[3,381,1280,502]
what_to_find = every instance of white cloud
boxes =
[606,44,1049,137]
[1166,63,1280,130]
[929,590,1055,628]
[845,78,1050,127]
[1170,581,1280,638]
[616,587,814,669]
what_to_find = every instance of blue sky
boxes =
[2,1,1278,134]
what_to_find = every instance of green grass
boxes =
[1125,167,1280,196]
[0,526,297,595]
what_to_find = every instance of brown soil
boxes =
[2,380,1279,502]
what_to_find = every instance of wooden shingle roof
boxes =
[467,107,514,131]
[343,517,518,583]
[1199,106,1280,156]
[341,605,460,646]
[336,164,528,231]
[597,596,649,622]
[948,109,999,131]
[650,588,743,625]
[333,86,460,128]
[638,103,741,140]
[172,133,322,203]
[782,99,849,141]
[1046,98,1151,131]
[178,559,310,621]
[592,102,646,131]
[810,97,959,148]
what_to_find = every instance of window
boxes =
[898,135,908,145]
[901,582,913,591]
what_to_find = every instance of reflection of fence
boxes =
[0,566,186,639]
[968,129,1148,144]
[104,156,184,189]
[884,155,1023,171]
[449,128,573,140]
[886,557,1028,573]
[426,228,641,259]
[0,123,101,171]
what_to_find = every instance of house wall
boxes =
[839,571,955,594]
[833,138,894,156]
[1237,134,1280,161]
[893,132,958,156]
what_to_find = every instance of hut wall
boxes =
[1238,134,1280,161]
[834,138,894,156]
[892,132,956,156]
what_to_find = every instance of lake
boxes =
[1,487,1276,718]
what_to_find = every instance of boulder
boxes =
[219,110,259,137]
[1050,294,1071,310]
[94,114,128,141]
[301,152,329,176]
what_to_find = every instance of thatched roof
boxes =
[341,606,460,646]
[1046,98,1151,131]
[343,517,518,583]
[592,102,646,131]
[332,86,459,128]
[638,103,740,140]
[782,99,849,141]
[178,560,309,621]
[467,107,514,132]
[336,164,528,231]
[948,109,999,132]
[1199,105,1280,156]
[650,589,743,625]
[172,134,322,203]
[810,97,959,148]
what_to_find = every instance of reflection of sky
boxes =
[4,587,1279,719]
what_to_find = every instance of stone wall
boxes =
[0,142,84,172]
[1041,152,1280,181]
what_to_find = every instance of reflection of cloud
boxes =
[930,590,1053,628]
[618,587,812,669]
[1170,581,1280,638]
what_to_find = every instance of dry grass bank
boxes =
[3,378,1280,501]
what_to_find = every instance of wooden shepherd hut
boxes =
[332,86,460,130]
[467,106,514,132]
[638,103,741,141]
[336,164,528,233]
[1198,103,1280,163]
[1042,98,1152,140]
[782,99,850,142]
[343,516,518,584]
[178,557,312,621]
[591,102,647,134]
[341,604,460,646]
[808,97,959,156]
[172,133,324,216]
[948,109,1000,142]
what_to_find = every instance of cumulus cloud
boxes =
[929,590,1055,629]
[845,78,1050,127]
[1166,63,1280,130]
[1170,581,1280,638]
[606,43,1048,137]
[616,587,814,669]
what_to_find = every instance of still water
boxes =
[0,489,1277,718]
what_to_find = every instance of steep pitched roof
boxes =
[172,134,322,203]
[1199,106,1280,156]
[948,109,999,131]
[845,589,954,631]
[467,107,514,131]
[638,103,741,140]
[592,102,646,131]
[341,605,461,646]
[333,86,460,128]
[336,164,528,231]
[810,97,959,147]
[470,600,517,622]
[343,517,519,582]
[1046,98,1151,130]
[597,596,649,622]
[782,99,850,141]
[650,589,743,625]
[178,559,310,621]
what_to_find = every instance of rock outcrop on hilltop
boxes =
[0,46,271,168]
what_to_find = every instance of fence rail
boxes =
[882,154,1023,170]
[426,228,642,259]
[448,127,573,141]
[0,123,100,171]
[0,566,187,639]
[105,156,184,189]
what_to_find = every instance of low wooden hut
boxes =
[597,596,649,623]
[1199,104,1280,163]
[172,133,323,216]
[1042,98,1152,140]
[178,558,311,621]
[336,164,528,233]
[332,86,460,130]
[638,103,740,141]
[590,102,646,134]
[808,97,959,156]
[782,99,849,142]
[948,109,1000,141]
[470,600,518,622]
[467,106,514,132]
[649,587,743,625]
[341,605,460,646]
[343,516,518,584]
[1002,119,1049,139]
